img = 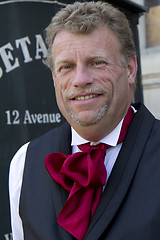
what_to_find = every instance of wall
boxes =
[133,0,160,118]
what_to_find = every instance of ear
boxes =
[127,56,137,85]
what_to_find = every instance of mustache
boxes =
[66,86,108,99]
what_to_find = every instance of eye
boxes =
[58,64,74,73]
[94,61,104,65]
[91,60,107,68]
[62,65,72,69]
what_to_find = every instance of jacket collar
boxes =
[85,103,155,239]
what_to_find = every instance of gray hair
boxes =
[45,1,136,69]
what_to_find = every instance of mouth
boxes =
[73,94,99,100]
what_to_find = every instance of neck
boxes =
[71,105,132,142]
[71,118,122,142]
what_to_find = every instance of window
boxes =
[145,0,160,47]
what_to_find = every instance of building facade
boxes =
[134,0,160,118]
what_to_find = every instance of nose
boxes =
[73,65,93,88]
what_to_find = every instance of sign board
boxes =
[0,1,66,238]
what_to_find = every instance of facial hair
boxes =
[63,86,112,127]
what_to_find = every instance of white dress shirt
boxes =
[9,119,124,240]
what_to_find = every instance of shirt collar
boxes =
[71,118,123,147]
[71,106,136,147]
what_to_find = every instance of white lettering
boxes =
[12,110,20,124]
[43,113,49,123]
[35,34,47,59]
[37,113,43,123]
[4,233,13,240]
[16,36,33,63]
[0,66,3,78]
[6,110,61,125]
[56,113,61,123]
[0,34,48,77]
[23,110,61,124]
[23,110,32,124]
[0,43,20,72]
[49,113,56,123]
[31,114,37,124]
[6,110,20,125]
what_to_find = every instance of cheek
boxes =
[102,68,130,102]
[107,67,126,87]
[98,69,115,90]
[54,87,66,116]
[114,75,131,104]
[55,74,72,93]
[54,77,70,111]
[54,76,66,95]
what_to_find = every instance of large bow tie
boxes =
[45,107,134,239]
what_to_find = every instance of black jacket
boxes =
[20,104,160,239]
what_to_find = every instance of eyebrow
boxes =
[55,54,108,64]
[90,53,108,59]
[54,58,73,67]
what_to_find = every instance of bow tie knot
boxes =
[78,142,109,152]
[59,143,107,188]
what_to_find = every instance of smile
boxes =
[74,94,98,100]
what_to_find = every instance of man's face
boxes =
[52,26,137,139]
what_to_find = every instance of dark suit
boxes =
[20,103,160,239]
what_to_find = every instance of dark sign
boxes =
[0,1,66,238]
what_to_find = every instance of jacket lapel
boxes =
[85,104,155,240]
[51,122,74,239]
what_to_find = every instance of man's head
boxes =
[45,1,136,71]
[45,1,137,141]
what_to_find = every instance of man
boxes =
[9,1,160,240]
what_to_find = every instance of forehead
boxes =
[52,26,121,62]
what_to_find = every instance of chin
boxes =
[66,103,109,127]
[70,114,104,127]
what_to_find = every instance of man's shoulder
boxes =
[133,103,160,142]
[27,121,71,156]
[133,103,157,123]
[31,121,70,145]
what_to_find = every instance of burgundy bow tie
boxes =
[45,106,134,240]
